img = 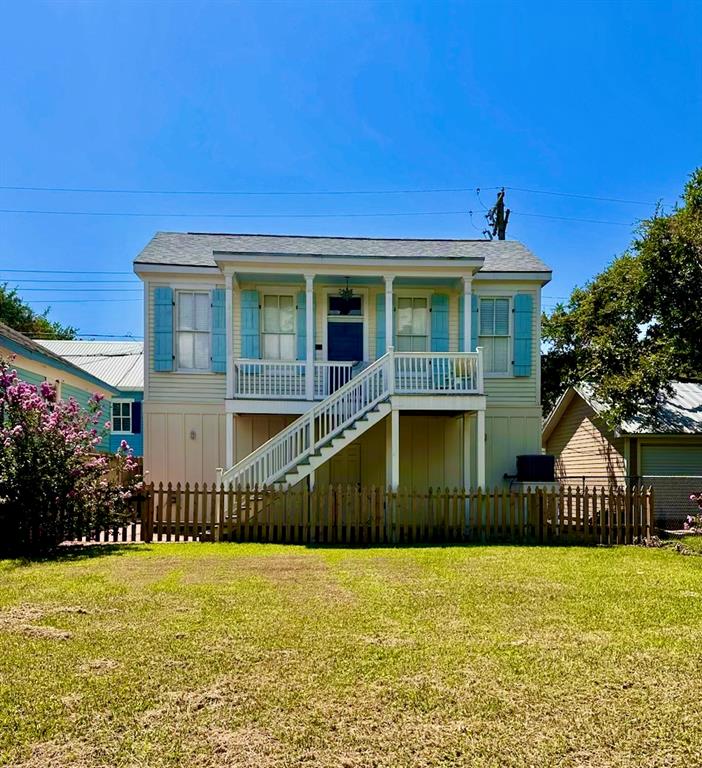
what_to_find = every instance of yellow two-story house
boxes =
[134,232,551,491]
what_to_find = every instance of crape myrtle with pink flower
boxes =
[0,358,142,555]
[685,493,702,532]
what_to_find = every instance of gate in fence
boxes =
[80,483,655,547]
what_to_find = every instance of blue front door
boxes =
[328,322,363,362]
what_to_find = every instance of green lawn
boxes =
[1,543,702,767]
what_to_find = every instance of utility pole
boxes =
[484,188,510,240]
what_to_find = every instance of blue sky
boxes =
[1,0,700,338]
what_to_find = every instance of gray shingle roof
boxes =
[134,232,551,273]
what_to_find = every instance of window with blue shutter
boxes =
[375,293,386,358]
[479,297,510,374]
[211,288,226,373]
[153,287,174,372]
[240,290,260,359]
[513,292,533,377]
[430,294,449,352]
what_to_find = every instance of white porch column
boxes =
[462,275,472,352]
[384,275,394,353]
[386,408,400,490]
[305,274,315,400]
[225,413,236,470]
[225,272,235,398]
[476,408,486,489]
[463,412,471,490]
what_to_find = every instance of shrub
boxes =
[685,493,702,532]
[0,359,142,556]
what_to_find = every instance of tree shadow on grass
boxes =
[0,543,154,569]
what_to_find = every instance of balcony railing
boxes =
[233,359,354,400]
[394,352,481,394]
[232,351,482,400]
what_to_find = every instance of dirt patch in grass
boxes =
[199,725,285,768]
[78,659,119,675]
[17,624,72,641]
[0,606,74,641]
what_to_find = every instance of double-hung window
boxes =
[479,297,510,374]
[396,297,428,352]
[112,401,132,433]
[177,291,210,370]
[262,294,295,359]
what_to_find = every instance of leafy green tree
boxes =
[0,284,76,339]
[542,168,702,428]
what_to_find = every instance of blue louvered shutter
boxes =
[458,295,464,351]
[131,401,142,434]
[513,293,533,377]
[240,290,260,359]
[430,294,449,352]
[471,295,479,352]
[210,288,226,373]
[296,291,306,360]
[153,287,174,372]
[375,293,386,358]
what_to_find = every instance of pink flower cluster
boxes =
[1,358,143,554]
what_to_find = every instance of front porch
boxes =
[218,262,487,491]
[231,349,483,403]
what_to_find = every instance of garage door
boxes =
[640,444,702,476]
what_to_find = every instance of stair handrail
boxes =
[221,350,392,488]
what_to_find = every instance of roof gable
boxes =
[0,322,118,394]
[544,382,702,439]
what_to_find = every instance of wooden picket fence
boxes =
[84,483,655,546]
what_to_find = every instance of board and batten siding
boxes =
[147,282,226,403]
[544,393,626,482]
[483,406,542,487]
[144,402,226,486]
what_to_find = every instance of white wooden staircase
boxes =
[220,348,482,489]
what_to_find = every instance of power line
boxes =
[14,288,141,293]
[2,278,139,284]
[514,211,631,226]
[505,186,663,207]
[25,298,140,304]
[32,332,143,339]
[0,268,134,274]
[0,183,491,197]
[0,181,669,206]
[0,206,636,226]
[0,207,471,219]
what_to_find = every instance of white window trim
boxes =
[111,399,133,435]
[175,289,212,374]
[478,294,513,378]
[322,286,369,362]
[394,291,431,353]
[260,288,297,361]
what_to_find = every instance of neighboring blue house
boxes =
[0,322,117,451]
[37,340,144,456]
